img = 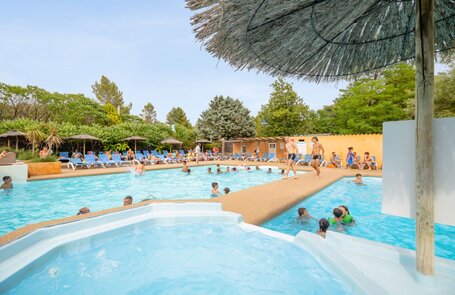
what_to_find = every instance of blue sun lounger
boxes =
[99,154,117,167]
[112,154,131,166]
[68,158,90,170]
[84,155,104,168]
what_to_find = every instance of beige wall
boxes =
[231,134,383,167]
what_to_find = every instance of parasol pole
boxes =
[7,138,10,149]
[134,140,137,153]
[415,0,435,275]
[15,136,19,151]
[83,141,86,155]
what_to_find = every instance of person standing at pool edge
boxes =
[195,143,201,165]
[311,137,324,177]
[283,137,298,179]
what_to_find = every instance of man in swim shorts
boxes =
[311,137,324,177]
[195,143,201,165]
[284,137,298,179]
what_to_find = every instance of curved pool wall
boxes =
[1,203,454,295]
[0,165,292,236]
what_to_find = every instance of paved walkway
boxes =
[1,161,381,245]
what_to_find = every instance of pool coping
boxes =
[0,162,382,246]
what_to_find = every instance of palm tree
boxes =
[25,129,46,154]
[45,129,63,153]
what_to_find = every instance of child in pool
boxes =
[328,208,344,232]
[135,162,145,176]
[297,207,311,220]
[226,167,230,172]
[1,176,13,189]
[207,167,213,174]
[317,218,330,238]
[353,173,363,184]
[339,205,355,225]
[267,168,272,173]
[211,182,220,197]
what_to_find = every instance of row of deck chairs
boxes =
[230,152,276,162]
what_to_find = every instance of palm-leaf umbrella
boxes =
[195,138,211,153]
[123,136,147,152]
[0,130,25,151]
[187,0,455,275]
[66,134,100,155]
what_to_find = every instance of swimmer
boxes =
[353,173,363,184]
[317,218,330,238]
[297,207,311,220]
[211,182,220,197]
[246,166,251,172]
[207,167,213,174]
[77,207,91,215]
[186,168,192,175]
[279,169,285,175]
[123,196,133,206]
[135,162,145,176]
[267,168,272,173]
[223,187,230,195]
[255,166,260,170]
[0,176,13,189]
[216,168,222,174]
[328,208,344,232]
[226,166,230,172]
[339,205,355,225]
[182,161,189,173]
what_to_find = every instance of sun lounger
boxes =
[267,152,276,162]
[371,156,379,170]
[99,154,118,167]
[112,154,131,166]
[84,154,104,168]
[0,152,16,165]
[67,158,90,170]
[297,154,312,166]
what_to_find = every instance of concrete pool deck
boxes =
[0,161,381,245]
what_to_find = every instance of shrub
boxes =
[29,156,58,163]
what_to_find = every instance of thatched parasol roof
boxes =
[0,130,25,138]
[123,136,147,141]
[187,0,455,81]
[195,139,211,143]
[66,134,100,141]
[160,138,183,145]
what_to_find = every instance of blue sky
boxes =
[0,1,445,123]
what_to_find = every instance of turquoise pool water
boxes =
[262,177,455,260]
[4,223,354,294]
[0,166,287,236]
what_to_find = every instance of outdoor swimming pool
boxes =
[262,177,455,260]
[0,165,287,236]
[3,222,354,294]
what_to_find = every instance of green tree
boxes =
[25,128,46,154]
[174,124,197,149]
[256,77,312,136]
[91,75,131,114]
[328,63,415,134]
[141,102,157,124]
[104,103,122,125]
[166,107,191,128]
[196,95,255,140]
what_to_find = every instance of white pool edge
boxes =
[0,202,453,295]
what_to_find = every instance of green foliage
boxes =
[141,102,157,124]
[104,103,122,125]
[196,95,255,140]
[104,142,130,152]
[91,75,131,114]
[256,77,312,136]
[29,156,58,163]
[25,128,46,154]
[173,124,197,149]
[328,63,415,134]
[166,107,191,128]
[16,149,35,161]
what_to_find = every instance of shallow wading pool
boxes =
[0,205,356,295]
[0,165,293,236]
[262,177,455,260]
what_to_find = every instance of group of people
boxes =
[76,196,134,216]
[284,136,324,179]
[297,205,355,238]
[344,147,374,170]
